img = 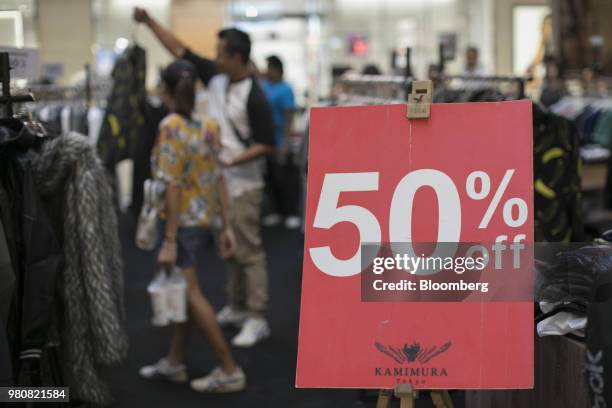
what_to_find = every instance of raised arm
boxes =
[134,7,186,58]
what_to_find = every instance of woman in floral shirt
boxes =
[140,59,246,393]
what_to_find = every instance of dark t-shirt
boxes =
[182,48,274,148]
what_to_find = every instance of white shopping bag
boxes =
[147,267,188,326]
[147,270,170,326]
[166,267,188,323]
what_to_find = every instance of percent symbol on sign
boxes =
[465,170,528,229]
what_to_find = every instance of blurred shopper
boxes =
[134,8,275,348]
[362,64,382,75]
[261,55,300,229]
[139,59,246,393]
[526,15,553,76]
[463,46,488,77]
[463,46,490,90]
[540,58,567,107]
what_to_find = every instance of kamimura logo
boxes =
[375,341,452,364]
[373,341,451,382]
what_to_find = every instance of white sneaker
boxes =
[190,366,246,393]
[217,306,248,328]
[139,358,188,383]
[284,216,301,229]
[231,317,270,348]
[262,213,282,227]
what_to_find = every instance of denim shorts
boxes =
[156,221,210,268]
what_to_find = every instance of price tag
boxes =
[296,101,534,390]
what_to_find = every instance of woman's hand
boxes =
[158,240,178,268]
[219,227,237,259]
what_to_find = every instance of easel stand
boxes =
[376,384,454,408]
[375,80,453,408]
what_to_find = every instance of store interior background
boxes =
[3,1,612,407]
[2,0,590,103]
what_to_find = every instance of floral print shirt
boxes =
[151,113,221,227]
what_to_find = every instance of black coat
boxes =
[0,119,62,384]
[0,217,14,385]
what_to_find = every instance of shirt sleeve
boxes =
[181,48,218,86]
[247,81,276,147]
[155,123,185,184]
[281,85,296,111]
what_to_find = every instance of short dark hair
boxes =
[218,28,251,64]
[362,64,381,75]
[266,55,283,75]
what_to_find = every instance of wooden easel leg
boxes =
[399,395,415,408]
[431,390,454,408]
[395,384,415,408]
[376,389,393,408]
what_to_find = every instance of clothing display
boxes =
[97,45,147,170]
[533,104,583,242]
[551,97,612,147]
[35,102,104,144]
[0,119,63,388]
[586,251,612,408]
[31,131,128,404]
[151,113,221,227]
[131,99,167,215]
[0,219,14,386]
[0,116,127,405]
[433,87,507,103]
[433,89,584,242]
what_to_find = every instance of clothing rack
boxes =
[562,72,612,98]
[8,61,111,109]
[435,74,532,99]
[0,52,34,117]
[337,73,530,103]
[337,73,414,104]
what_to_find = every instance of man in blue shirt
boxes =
[261,56,300,229]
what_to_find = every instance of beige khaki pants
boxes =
[226,188,268,314]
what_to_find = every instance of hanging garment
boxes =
[593,110,612,148]
[87,105,104,145]
[0,219,14,386]
[69,104,89,136]
[0,119,63,386]
[30,132,128,405]
[130,99,167,215]
[533,104,583,242]
[97,45,147,171]
[585,246,612,408]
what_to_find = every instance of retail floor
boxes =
[105,215,465,408]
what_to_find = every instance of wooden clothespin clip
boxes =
[407,80,433,119]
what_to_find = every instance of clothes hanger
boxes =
[15,110,48,138]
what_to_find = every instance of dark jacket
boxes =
[0,218,14,385]
[0,119,62,383]
[97,45,147,170]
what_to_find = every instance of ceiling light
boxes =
[245,6,258,18]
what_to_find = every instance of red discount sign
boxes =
[296,101,534,390]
